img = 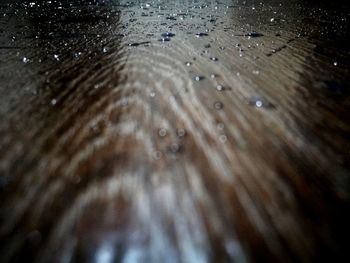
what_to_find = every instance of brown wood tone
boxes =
[0,0,349,262]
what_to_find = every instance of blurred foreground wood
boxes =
[0,0,349,262]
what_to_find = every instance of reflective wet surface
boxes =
[0,0,349,262]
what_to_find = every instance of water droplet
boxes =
[216,85,225,91]
[51,99,57,105]
[74,52,82,59]
[219,135,227,143]
[161,32,175,38]
[194,76,205,81]
[195,32,209,37]
[53,54,59,61]
[158,37,171,42]
[211,57,218,61]
[128,41,150,47]
[255,100,263,107]
[214,101,224,110]
[22,57,29,63]
[158,128,167,137]
[333,61,338,66]
[176,128,186,138]
[166,16,177,21]
[248,97,275,109]
[170,143,180,153]
[185,62,192,67]
[245,32,264,38]
[153,151,163,160]
[121,97,128,107]
[217,123,225,130]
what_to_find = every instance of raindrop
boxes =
[211,57,219,61]
[22,57,29,63]
[158,128,167,137]
[170,143,180,153]
[214,101,224,110]
[128,41,150,47]
[195,32,209,37]
[158,37,171,42]
[74,52,82,59]
[248,97,275,109]
[194,76,205,81]
[245,32,264,38]
[216,85,224,91]
[51,99,57,105]
[219,135,228,143]
[255,100,263,107]
[176,128,186,138]
[217,123,225,130]
[185,61,192,67]
[161,32,175,38]
[153,151,163,160]
[121,97,128,107]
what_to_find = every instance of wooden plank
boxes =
[0,0,349,262]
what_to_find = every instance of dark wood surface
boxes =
[0,0,349,262]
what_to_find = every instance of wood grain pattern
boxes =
[0,0,349,262]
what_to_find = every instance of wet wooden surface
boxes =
[0,0,350,262]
